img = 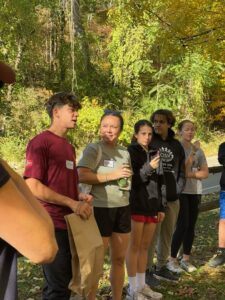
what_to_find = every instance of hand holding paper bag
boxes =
[65,213,104,298]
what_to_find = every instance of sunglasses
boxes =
[103,109,121,116]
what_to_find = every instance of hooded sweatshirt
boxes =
[128,143,166,216]
[150,129,186,202]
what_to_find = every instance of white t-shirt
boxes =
[182,146,207,194]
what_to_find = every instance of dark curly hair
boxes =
[46,92,81,118]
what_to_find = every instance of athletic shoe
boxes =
[153,266,179,282]
[167,260,184,274]
[126,289,147,300]
[145,269,161,287]
[139,284,163,299]
[208,249,225,268]
[180,259,197,272]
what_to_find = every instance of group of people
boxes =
[23,93,209,300]
[0,60,224,300]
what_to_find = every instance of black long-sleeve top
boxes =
[128,143,166,216]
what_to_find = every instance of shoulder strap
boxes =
[93,143,102,170]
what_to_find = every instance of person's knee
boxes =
[129,242,139,253]
[111,255,125,267]
[140,240,151,251]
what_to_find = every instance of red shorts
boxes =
[131,214,159,223]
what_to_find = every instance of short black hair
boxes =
[46,92,81,118]
[150,109,176,127]
[100,109,124,131]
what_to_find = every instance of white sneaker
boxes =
[139,284,163,299]
[180,259,197,272]
[126,290,148,300]
[167,260,184,274]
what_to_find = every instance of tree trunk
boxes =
[7,40,23,101]
[72,0,91,71]
[58,0,66,84]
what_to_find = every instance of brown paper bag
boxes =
[65,213,104,297]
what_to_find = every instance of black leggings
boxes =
[171,194,201,257]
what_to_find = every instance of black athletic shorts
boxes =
[94,205,131,237]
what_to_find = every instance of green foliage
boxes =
[138,53,224,139]
[109,19,158,102]
[69,97,104,150]
[5,87,49,139]
[0,0,225,161]
[0,136,25,164]
[108,0,225,123]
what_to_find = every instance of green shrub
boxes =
[0,136,26,170]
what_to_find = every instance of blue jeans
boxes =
[42,229,72,300]
[219,191,225,219]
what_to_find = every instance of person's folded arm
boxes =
[78,165,132,184]
[0,176,58,264]
[1,159,53,227]
[186,164,209,179]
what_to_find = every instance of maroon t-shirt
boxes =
[24,130,79,229]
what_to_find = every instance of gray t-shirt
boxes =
[182,146,207,194]
[77,141,131,208]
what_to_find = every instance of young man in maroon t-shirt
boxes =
[24,92,93,300]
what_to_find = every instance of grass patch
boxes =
[18,194,225,300]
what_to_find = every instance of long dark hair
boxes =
[132,119,153,143]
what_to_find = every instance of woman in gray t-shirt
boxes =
[169,120,208,273]
[78,110,132,300]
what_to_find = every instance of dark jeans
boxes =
[42,229,72,300]
[171,194,201,257]
[0,239,18,300]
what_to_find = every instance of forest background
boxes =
[0,0,225,165]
